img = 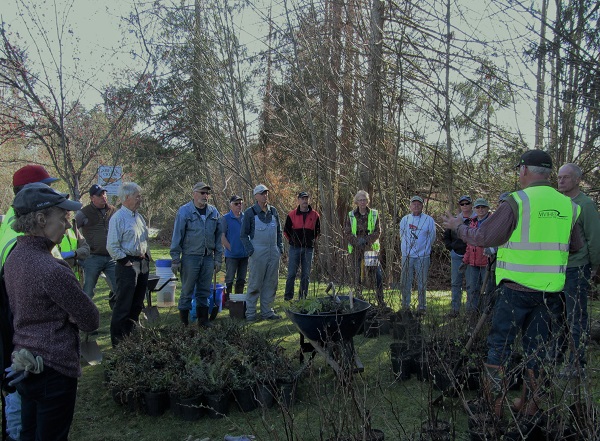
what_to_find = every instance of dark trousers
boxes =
[351,252,384,306]
[549,264,591,365]
[111,259,149,346]
[486,285,559,372]
[224,257,249,294]
[16,367,77,441]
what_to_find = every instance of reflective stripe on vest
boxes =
[348,209,380,254]
[495,187,579,292]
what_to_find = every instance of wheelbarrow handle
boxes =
[152,277,178,293]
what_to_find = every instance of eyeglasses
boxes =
[459,202,471,206]
[232,202,242,206]
[475,206,488,209]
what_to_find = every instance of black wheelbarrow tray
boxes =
[285,296,371,375]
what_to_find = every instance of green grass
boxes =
[70,241,600,441]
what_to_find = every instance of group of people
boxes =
[0,166,101,441]
[0,149,598,439]
[0,167,152,441]
[170,183,321,325]
[442,151,599,423]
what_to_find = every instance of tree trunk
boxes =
[361,0,384,194]
[534,0,548,150]
[444,0,454,212]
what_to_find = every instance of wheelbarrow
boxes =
[286,293,371,376]
[143,274,177,323]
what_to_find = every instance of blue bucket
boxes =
[190,284,225,322]
[155,259,172,268]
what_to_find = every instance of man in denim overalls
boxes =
[240,184,283,321]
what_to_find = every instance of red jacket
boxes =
[283,206,321,248]
[463,215,490,267]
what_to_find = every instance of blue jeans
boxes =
[549,264,591,365]
[450,250,468,312]
[224,257,249,295]
[81,254,116,298]
[284,246,314,300]
[400,256,430,310]
[466,265,486,312]
[5,391,21,441]
[179,254,214,310]
[16,367,78,441]
[487,285,559,371]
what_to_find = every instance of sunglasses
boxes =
[199,191,210,195]
[475,206,488,209]
[232,202,242,206]
[459,202,471,206]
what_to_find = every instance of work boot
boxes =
[225,284,233,302]
[512,369,544,416]
[197,306,212,328]
[483,363,505,418]
[179,309,189,326]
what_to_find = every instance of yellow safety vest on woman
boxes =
[348,209,380,254]
[496,186,580,292]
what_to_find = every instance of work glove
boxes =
[171,263,180,275]
[483,247,496,257]
[4,367,28,387]
[61,251,76,259]
[214,262,222,272]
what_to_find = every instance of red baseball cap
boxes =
[13,165,59,187]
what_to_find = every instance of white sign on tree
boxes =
[98,166,122,196]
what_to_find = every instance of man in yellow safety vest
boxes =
[442,150,582,424]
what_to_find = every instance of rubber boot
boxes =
[234,281,245,294]
[179,309,189,326]
[483,363,505,418]
[512,382,527,414]
[518,369,543,416]
[197,306,212,328]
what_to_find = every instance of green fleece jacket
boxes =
[568,191,600,268]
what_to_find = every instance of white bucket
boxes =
[364,250,379,267]
[155,260,177,307]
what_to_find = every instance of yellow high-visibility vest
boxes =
[496,186,580,292]
[60,229,77,253]
[348,209,380,254]
[0,207,18,267]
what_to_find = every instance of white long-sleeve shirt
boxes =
[399,213,436,258]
